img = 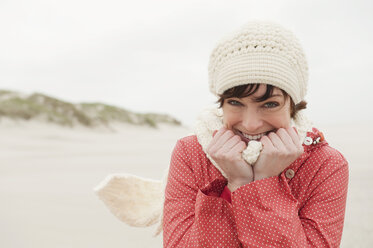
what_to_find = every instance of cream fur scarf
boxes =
[93,105,313,236]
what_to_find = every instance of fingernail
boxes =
[293,127,298,134]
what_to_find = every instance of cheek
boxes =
[267,109,292,128]
[279,117,291,128]
[222,110,240,126]
[274,100,292,127]
[280,113,292,128]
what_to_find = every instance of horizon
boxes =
[1,0,372,127]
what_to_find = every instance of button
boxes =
[303,137,313,146]
[285,169,295,179]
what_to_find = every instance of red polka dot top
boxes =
[163,128,349,247]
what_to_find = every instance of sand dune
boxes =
[0,119,371,247]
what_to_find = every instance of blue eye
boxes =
[263,102,279,108]
[227,100,242,106]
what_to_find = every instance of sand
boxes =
[0,119,372,247]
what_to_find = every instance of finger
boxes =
[288,127,302,147]
[276,128,295,150]
[212,127,227,140]
[220,135,242,153]
[207,127,232,153]
[207,127,226,152]
[268,130,287,151]
[260,135,275,150]
[214,129,235,149]
[226,140,247,158]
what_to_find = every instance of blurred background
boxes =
[0,0,372,247]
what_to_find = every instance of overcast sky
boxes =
[1,0,372,127]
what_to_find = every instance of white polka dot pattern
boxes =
[163,128,349,247]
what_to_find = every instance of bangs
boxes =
[217,84,284,105]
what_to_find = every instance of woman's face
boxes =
[222,84,291,144]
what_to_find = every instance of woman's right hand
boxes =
[206,127,254,192]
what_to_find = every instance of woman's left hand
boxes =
[253,127,304,181]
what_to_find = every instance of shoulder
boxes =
[175,135,203,153]
[171,135,205,160]
[170,135,220,184]
[294,127,348,184]
[307,127,348,168]
[309,145,348,177]
[312,145,347,164]
[304,128,349,181]
[292,129,349,198]
[304,127,348,168]
[178,134,200,146]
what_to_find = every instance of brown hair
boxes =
[216,84,307,118]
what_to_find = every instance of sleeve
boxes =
[230,154,349,248]
[162,140,242,248]
[220,186,232,203]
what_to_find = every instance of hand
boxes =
[253,127,304,181]
[206,127,253,191]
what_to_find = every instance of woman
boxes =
[162,21,349,247]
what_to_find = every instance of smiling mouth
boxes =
[236,130,275,142]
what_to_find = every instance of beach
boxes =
[0,119,371,247]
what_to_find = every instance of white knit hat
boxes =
[208,21,308,104]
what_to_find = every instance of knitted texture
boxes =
[208,21,308,104]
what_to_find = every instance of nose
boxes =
[241,110,263,133]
